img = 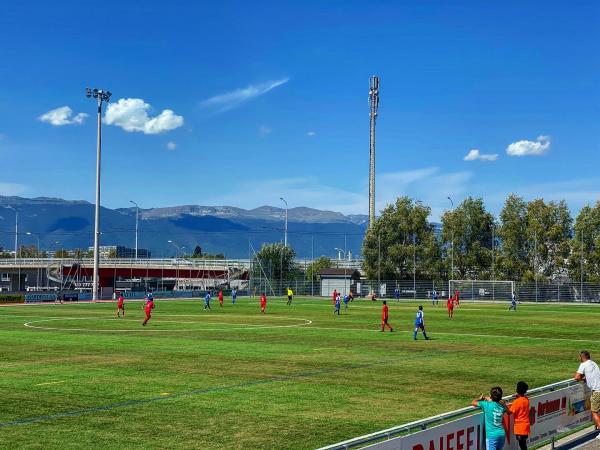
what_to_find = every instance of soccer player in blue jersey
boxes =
[204,292,212,310]
[413,305,429,340]
[334,294,341,315]
[232,289,237,305]
[343,294,350,310]
[509,292,517,311]
[431,289,438,306]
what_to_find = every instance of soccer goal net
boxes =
[449,280,515,302]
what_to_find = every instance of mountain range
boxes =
[0,196,368,258]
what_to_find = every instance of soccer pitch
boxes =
[0,298,598,449]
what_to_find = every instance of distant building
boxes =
[88,246,151,258]
[319,268,361,297]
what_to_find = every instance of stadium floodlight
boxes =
[86,87,112,302]
[279,197,288,247]
[368,76,380,228]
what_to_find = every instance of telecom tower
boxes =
[368,76,380,227]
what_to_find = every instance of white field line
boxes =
[23,317,312,333]
[34,381,66,386]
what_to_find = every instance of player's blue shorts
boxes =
[415,322,425,330]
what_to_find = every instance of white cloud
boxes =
[259,125,272,137]
[39,106,88,126]
[166,141,177,150]
[200,78,289,113]
[104,98,184,134]
[464,149,498,161]
[506,135,550,157]
[307,131,316,137]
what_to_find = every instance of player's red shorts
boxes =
[117,303,124,309]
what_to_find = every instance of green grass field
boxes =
[0,297,598,449]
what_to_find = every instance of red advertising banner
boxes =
[363,384,591,450]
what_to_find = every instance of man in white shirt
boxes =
[574,350,600,435]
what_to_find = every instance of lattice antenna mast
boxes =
[369,76,380,227]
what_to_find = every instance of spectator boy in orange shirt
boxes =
[509,381,530,450]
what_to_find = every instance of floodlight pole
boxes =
[280,197,288,247]
[86,87,112,302]
[368,76,379,228]
[130,200,139,259]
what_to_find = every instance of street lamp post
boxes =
[168,240,184,290]
[280,197,288,247]
[491,223,495,302]
[5,206,19,291]
[534,228,538,303]
[581,227,584,301]
[26,232,41,289]
[130,200,139,259]
[86,87,112,301]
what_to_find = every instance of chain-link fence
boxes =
[247,278,600,303]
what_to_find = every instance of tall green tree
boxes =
[362,197,441,280]
[568,202,600,282]
[254,243,297,282]
[497,194,529,281]
[305,256,333,281]
[192,245,203,258]
[440,197,495,279]
[526,199,572,281]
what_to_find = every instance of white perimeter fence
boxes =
[317,379,594,450]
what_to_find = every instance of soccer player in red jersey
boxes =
[116,293,125,317]
[218,290,224,307]
[380,300,394,332]
[447,296,454,318]
[332,289,338,305]
[454,290,460,307]
[260,293,267,313]
[142,297,155,326]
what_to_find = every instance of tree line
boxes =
[362,195,600,283]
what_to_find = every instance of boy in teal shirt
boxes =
[471,387,510,450]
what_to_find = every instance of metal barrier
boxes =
[317,379,590,450]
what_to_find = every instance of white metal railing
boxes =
[0,257,364,270]
[317,379,581,450]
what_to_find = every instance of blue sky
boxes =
[0,0,598,220]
